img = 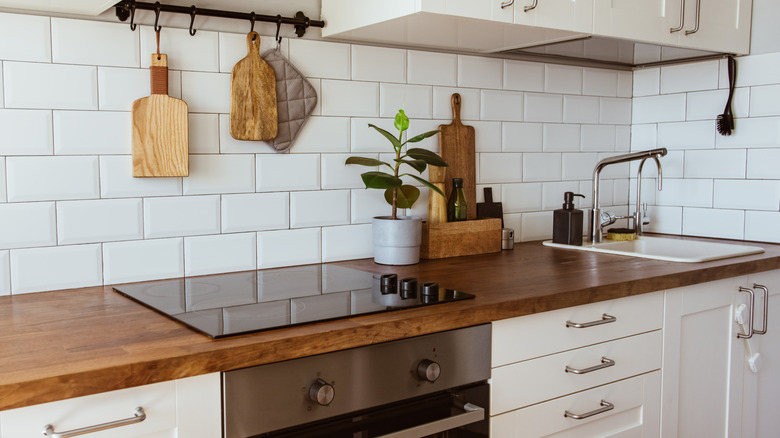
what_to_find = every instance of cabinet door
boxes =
[593,0,680,47]
[677,0,752,54]
[514,0,594,33]
[661,275,748,438]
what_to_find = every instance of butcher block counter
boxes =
[2,236,780,411]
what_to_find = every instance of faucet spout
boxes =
[635,154,664,236]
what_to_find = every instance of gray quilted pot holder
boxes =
[262,49,318,152]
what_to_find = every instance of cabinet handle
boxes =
[565,357,615,374]
[501,0,515,8]
[566,313,616,328]
[684,0,701,35]
[738,287,755,339]
[753,284,769,335]
[564,400,615,420]
[670,0,686,33]
[524,0,538,12]
[43,407,146,438]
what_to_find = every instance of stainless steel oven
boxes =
[223,324,491,438]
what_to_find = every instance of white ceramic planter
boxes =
[372,216,422,265]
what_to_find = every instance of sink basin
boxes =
[542,235,765,262]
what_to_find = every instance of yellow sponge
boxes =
[606,228,637,241]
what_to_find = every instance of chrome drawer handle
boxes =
[738,287,755,339]
[43,407,146,438]
[753,284,769,335]
[564,400,614,420]
[566,313,616,328]
[501,0,515,8]
[524,0,538,12]
[565,357,615,374]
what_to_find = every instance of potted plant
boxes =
[345,109,448,265]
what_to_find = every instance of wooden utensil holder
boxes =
[420,218,502,259]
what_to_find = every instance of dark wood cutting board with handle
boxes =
[230,32,278,141]
[438,93,476,220]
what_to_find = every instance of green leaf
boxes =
[395,158,427,173]
[345,156,387,167]
[394,110,409,133]
[384,185,420,208]
[404,129,441,144]
[360,171,402,190]
[406,148,448,167]
[368,124,402,150]
[407,174,446,198]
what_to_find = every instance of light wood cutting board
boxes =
[132,54,189,177]
[230,32,278,141]
[438,93,477,220]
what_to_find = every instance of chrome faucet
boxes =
[589,148,667,243]
[635,154,663,236]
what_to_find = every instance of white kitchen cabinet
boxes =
[512,0,593,34]
[0,373,220,438]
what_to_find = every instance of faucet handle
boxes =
[600,210,617,228]
[641,203,651,225]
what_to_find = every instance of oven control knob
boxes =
[417,359,441,383]
[308,378,335,406]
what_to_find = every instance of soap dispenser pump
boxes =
[553,192,585,246]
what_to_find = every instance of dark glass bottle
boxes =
[553,192,585,245]
[447,178,467,222]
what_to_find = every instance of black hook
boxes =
[249,12,256,33]
[293,11,308,38]
[128,1,137,31]
[188,5,197,36]
[153,1,162,33]
[275,15,282,46]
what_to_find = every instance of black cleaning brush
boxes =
[716,56,736,136]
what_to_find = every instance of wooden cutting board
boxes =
[230,32,278,141]
[132,54,189,177]
[438,93,477,220]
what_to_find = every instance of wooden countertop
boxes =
[2,236,780,411]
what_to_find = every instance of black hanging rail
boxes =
[114,0,325,37]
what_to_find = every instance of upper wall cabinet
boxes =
[512,0,593,34]
[0,0,116,15]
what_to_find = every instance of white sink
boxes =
[542,235,765,263]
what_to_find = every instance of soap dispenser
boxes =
[553,192,585,246]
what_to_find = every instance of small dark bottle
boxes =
[553,192,585,246]
[447,178,467,222]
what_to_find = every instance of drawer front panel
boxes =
[492,291,663,367]
[491,330,662,415]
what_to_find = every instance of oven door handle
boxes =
[375,401,485,438]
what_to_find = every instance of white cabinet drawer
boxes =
[491,371,661,438]
[491,330,662,415]
[492,291,663,367]
[1,381,176,438]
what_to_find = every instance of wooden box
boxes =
[420,218,502,259]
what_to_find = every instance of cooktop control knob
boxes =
[308,378,335,406]
[400,277,418,299]
[380,274,398,295]
[417,359,441,383]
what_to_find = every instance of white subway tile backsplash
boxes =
[350,189,388,224]
[524,153,561,182]
[322,224,373,262]
[218,32,287,73]
[684,149,746,178]
[221,192,289,233]
[11,244,102,294]
[189,113,220,154]
[433,88,480,120]
[0,13,51,62]
[729,52,780,87]
[561,152,599,181]
[258,228,321,269]
[471,121,500,152]
[563,96,599,123]
[290,190,349,228]
[503,122,542,152]
[140,26,219,72]
[682,207,744,240]
[408,50,457,86]
[686,88,749,121]
[656,179,713,207]
[458,55,502,89]
[0,109,53,155]
[52,18,139,67]
[502,183,542,213]
[0,63,4,107]
[289,39,350,80]
[542,181,581,210]
[520,211,553,242]
[645,205,683,235]
[57,198,142,245]
[479,153,522,183]
[7,156,99,202]
[380,83,432,118]
[613,178,630,205]
[217,114,275,154]
[351,118,395,153]
[54,111,130,155]
[714,180,780,211]
[4,62,97,110]
[503,60,544,92]
[581,125,616,152]
[632,94,685,124]
[599,97,632,124]
[543,124,580,152]
[97,67,150,111]
[480,89,523,122]
[524,93,562,123]
[103,238,184,284]
[181,71,230,113]
[617,71,633,98]
[633,68,660,97]
[715,117,780,149]
[545,65,582,95]
[583,68,618,97]
[184,154,255,195]
[144,195,220,238]
[657,120,715,150]
[322,154,371,190]
[748,149,780,179]
[0,251,9,295]
[257,154,320,192]
[660,60,719,94]
[99,155,182,198]
[0,202,55,249]
[321,80,378,117]
[749,84,780,117]
[746,211,780,243]
[184,233,256,276]
[291,117,350,153]
[352,45,406,83]
[631,124,658,150]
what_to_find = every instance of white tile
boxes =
[140,26,219,72]
[503,60,544,92]
[189,113,220,154]
[0,64,4,107]
[144,195,220,238]
[0,109,53,155]
[97,67,150,111]
[0,251,9,295]
[617,71,633,98]
[471,121,500,152]
[403,118,442,152]
[686,88,749,121]
[479,153,522,183]
[656,179,713,207]
[258,228,321,269]
[746,211,780,243]
[458,55,502,89]
[219,32,286,73]
[714,180,780,211]
[715,117,780,149]
[222,192,289,233]
[545,65,582,94]
[289,38,350,80]
[502,183,542,213]
[684,149,746,178]
[750,84,780,117]
[103,238,184,284]
[581,125,616,152]
[351,118,396,153]
[350,189,389,223]
[4,62,97,110]
[524,93,562,123]
[184,154,255,195]
[99,155,182,198]
[682,207,744,240]
[184,233,256,276]
[433,88,480,120]
[659,150,685,178]
[645,205,683,235]
[732,52,780,87]
[54,111,129,155]
[0,202,55,249]
[309,78,322,116]
[562,152,599,181]
[657,120,715,150]
[352,45,406,83]
[631,124,658,150]
[597,152,632,179]
[748,149,780,179]
[322,224,373,262]
[257,154,320,192]
[11,244,102,294]
[660,60,719,94]
[480,90,523,122]
[380,83,432,118]
[542,181,582,210]
[615,126,631,151]
[523,153,561,182]
[321,80,378,117]
[632,68,660,97]
[291,117,350,153]
[0,158,5,202]
[217,114,275,154]
[563,96,599,123]
[543,124,580,152]
[0,13,50,62]
[7,156,98,202]
[408,50,457,86]
[290,190,350,228]
[323,153,373,190]
[502,123,543,152]
[582,68,618,97]
[612,178,630,205]
[181,71,230,113]
[632,94,685,124]
[57,198,142,245]
[520,211,553,242]
[52,18,140,67]
[599,97,632,125]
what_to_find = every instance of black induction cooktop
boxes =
[113,264,474,338]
